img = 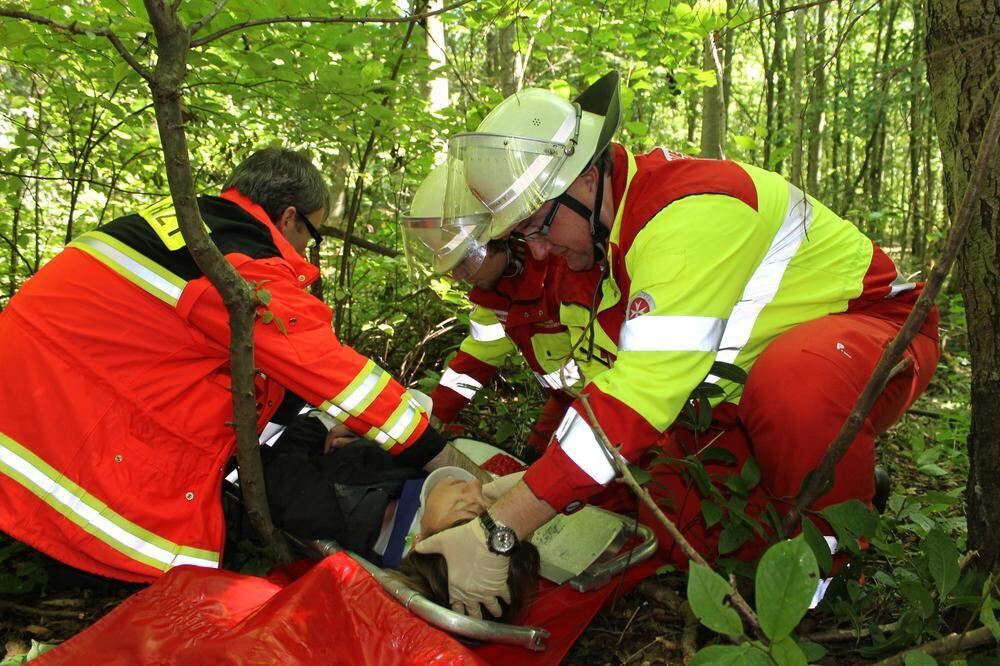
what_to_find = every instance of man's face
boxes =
[280,207,325,257]
[511,179,596,272]
[419,476,490,535]
[459,246,507,291]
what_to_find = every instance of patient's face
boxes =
[420,477,491,535]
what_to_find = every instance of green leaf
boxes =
[755,536,819,641]
[256,288,272,306]
[898,580,935,620]
[798,640,827,662]
[770,635,808,666]
[800,519,833,574]
[700,447,737,465]
[494,420,515,444]
[740,457,761,489]
[261,311,274,324]
[690,644,772,665]
[624,120,648,136]
[902,650,938,666]
[709,361,748,384]
[702,499,724,528]
[925,528,960,599]
[718,523,753,554]
[687,562,744,637]
[629,463,652,486]
[733,135,758,151]
[979,580,1000,641]
[818,500,879,553]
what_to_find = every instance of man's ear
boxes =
[276,205,297,232]
[579,164,601,192]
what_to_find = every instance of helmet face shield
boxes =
[401,212,491,277]
[402,161,493,278]
[444,130,578,238]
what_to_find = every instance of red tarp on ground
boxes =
[35,553,662,665]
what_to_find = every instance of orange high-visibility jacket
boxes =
[0,190,442,582]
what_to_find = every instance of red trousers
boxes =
[639,307,940,568]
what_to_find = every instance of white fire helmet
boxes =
[443,71,622,238]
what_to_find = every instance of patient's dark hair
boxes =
[395,541,540,623]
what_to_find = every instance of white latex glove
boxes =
[481,471,526,502]
[413,519,511,619]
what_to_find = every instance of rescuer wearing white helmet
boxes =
[415,71,939,620]
[401,164,595,467]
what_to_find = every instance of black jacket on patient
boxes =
[260,414,424,560]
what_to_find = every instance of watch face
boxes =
[489,526,517,554]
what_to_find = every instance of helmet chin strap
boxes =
[556,162,610,264]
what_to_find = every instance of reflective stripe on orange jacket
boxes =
[0,190,441,582]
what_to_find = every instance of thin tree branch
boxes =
[189,0,228,35]
[190,0,475,48]
[0,169,164,197]
[574,392,764,639]
[0,6,152,80]
[784,85,1000,534]
[871,627,996,666]
[319,226,399,257]
[0,231,36,275]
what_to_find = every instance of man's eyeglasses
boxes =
[513,201,561,241]
[295,209,324,247]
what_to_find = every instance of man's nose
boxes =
[527,239,551,261]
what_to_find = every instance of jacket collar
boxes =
[219,188,320,286]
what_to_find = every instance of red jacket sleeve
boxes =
[178,255,444,467]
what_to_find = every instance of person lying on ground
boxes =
[261,412,538,621]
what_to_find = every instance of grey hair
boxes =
[223,147,330,223]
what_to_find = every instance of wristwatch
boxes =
[479,511,518,555]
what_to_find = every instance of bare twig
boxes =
[320,226,398,258]
[188,0,228,35]
[803,622,897,643]
[784,86,1000,535]
[617,602,646,647]
[190,0,476,47]
[871,627,996,666]
[0,600,86,620]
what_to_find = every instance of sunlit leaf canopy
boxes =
[0,0,942,349]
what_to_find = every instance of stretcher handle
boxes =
[566,508,659,593]
[309,539,550,651]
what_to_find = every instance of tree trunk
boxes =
[926,0,1000,573]
[904,0,923,265]
[700,32,726,158]
[142,0,292,561]
[790,8,805,184]
[806,2,827,194]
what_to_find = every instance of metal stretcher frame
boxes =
[293,512,658,651]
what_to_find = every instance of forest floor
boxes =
[0,329,979,665]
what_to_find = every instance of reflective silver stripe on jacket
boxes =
[439,368,484,400]
[553,408,616,484]
[619,316,725,352]
[470,320,507,342]
[534,358,582,390]
[709,182,813,380]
